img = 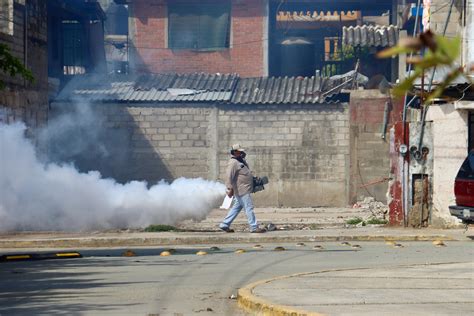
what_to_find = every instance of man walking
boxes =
[219,144,266,233]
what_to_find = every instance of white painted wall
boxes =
[464,0,474,66]
[426,103,470,227]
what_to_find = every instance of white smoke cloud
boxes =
[0,123,225,231]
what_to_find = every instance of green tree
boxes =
[0,43,34,89]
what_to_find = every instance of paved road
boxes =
[0,241,472,315]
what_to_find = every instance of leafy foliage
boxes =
[377,30,469,103]
[0,43,34,89]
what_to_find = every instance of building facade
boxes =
[388,0,474,227]
[126,0,268,77]
[0,0,48,130]
[121,0,397,78]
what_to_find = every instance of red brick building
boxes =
[128,0,268,77]
[122,0,396,78]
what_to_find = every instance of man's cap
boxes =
[231,144,245,152]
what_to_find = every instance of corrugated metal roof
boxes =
[56,73,350,104]
[59,73,238,103]
[342,25,399,48]
[231,76,352,104]
[413,66,469,89]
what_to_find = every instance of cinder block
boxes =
[151,134,164,141]
[164,134,177,141]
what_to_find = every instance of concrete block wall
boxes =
[0,0,48,130]
[130,0,267,77]
[429,0,464,39]
[83,105,212,182]
[429,0,466,65]
[61,102,350,207]
[349,90,404,203]
[217,104,349,207]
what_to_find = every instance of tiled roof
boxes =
[57,72,351,104]
[342,25,399,48]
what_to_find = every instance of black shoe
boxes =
[251,228,267,233]
[220,226,235,233]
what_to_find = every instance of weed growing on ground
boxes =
[144,224,180,232]
[346,217,363,225]
[346,217,387,226]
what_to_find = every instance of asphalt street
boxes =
[0,241,472,315]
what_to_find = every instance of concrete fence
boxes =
[51,102,350,207]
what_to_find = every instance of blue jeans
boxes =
[220,193,258,231]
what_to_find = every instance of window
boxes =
[324,37,340,61]
[62,21,87,75]
[457,151,474,180]
[168,2,230,51]
[0,0,14,36]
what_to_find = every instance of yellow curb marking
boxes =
[55,253,81,257]
[6,255,31,260]
[238,271,329,316]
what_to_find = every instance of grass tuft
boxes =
[144,224,180,232]
[346,217,363,225]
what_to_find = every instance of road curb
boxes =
[238,267,373,316]
[238,272,325,316]
[237,263,467,316]
[0,234,459,249]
